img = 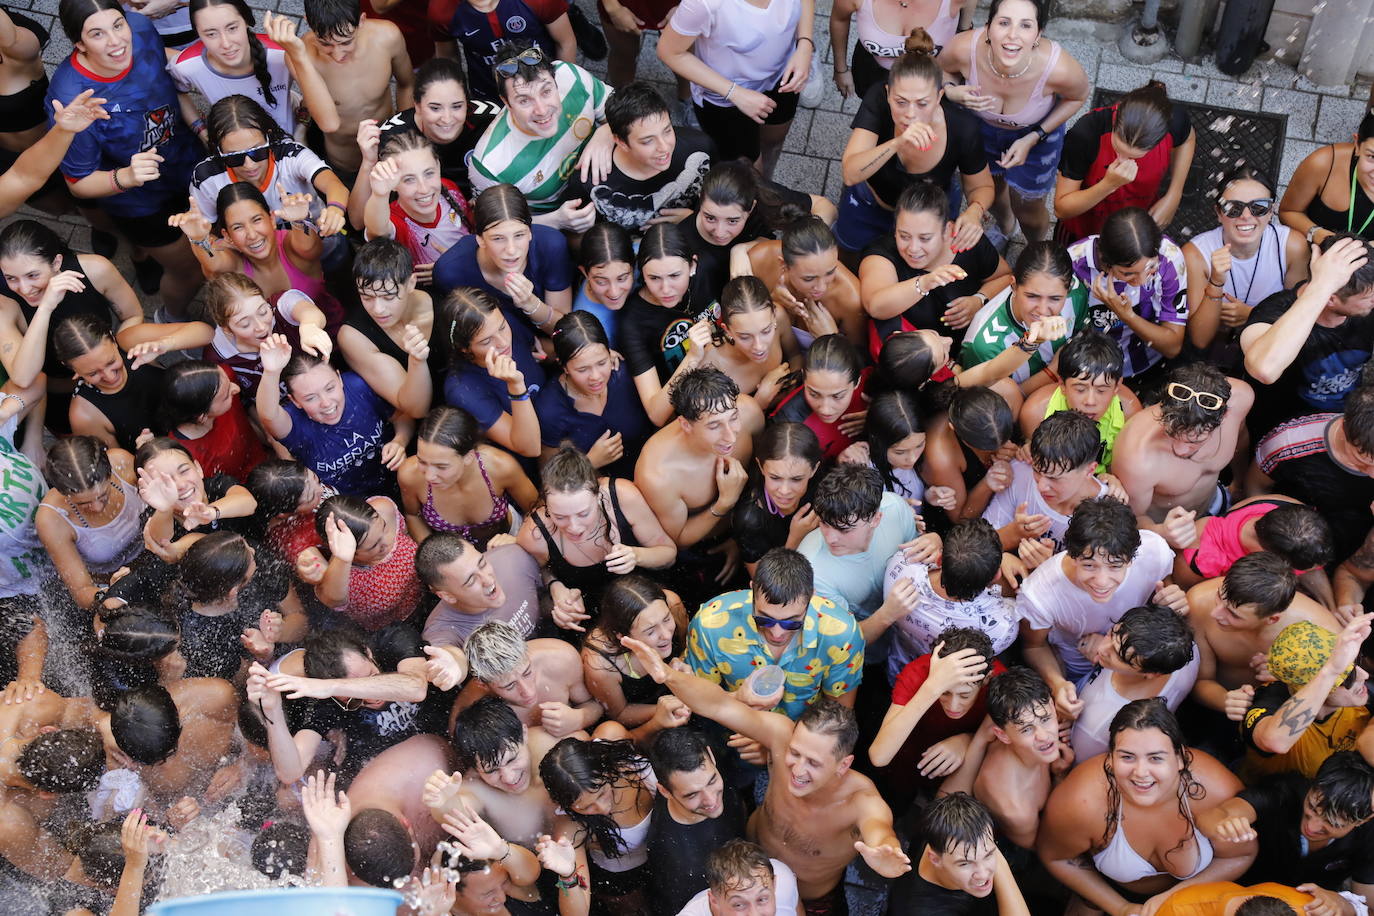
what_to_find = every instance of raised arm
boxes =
[0,91,109,218]
[254,334,295,440]
[1252,614,1372,754]
[267,12,341,134]
[870,642,987,767]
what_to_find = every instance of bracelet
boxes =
[213,505,222,522]
[192,236,215,255]
[1014,336,1039,354]
[708,505,728,518]
[1032,124,1049,143]
[834,66,849,74]
[510,389,531,401]
[725,83,737,101]
[111,168,126,192]
[326,200,346,211]
[191,117,205,135]
[796,36,814,48]
[555,871,587,892]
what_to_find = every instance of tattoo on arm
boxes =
[1348,544,1374,570]
[1276,699,1316,738]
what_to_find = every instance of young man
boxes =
[340,239,435,419]
[621,637,910,910]
[677,839,803,916]
[1172,497,1333,592]
[1111,362,1254,526]
[564,81,714,237]
[687,547,862,719]
[1242,234,1374,435]
[457,621,603,737]
[468,40,615,232]
[888,792,1032,916]
[1151,884,1314,916]
[100,681,238,803]
[647,727,748,916]
[303,0,414,176]
[417,532,545,647]
[1017,496,1182,719]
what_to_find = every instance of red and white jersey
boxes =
[387,179,473,267]
[169,35,295,135]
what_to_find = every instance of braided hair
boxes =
[190,0,278,110]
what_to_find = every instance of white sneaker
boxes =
[799,50,826,108]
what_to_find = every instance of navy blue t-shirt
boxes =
[534,364,651,475]
[279,372,394,496]
[430,223,573,316]
[443,316,547,430]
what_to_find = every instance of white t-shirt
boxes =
[169,36,295,134]
[189,137,330,223]
[1015,530,1174,680]
[1070,649,1200,760]
[676,859,801,916]
[882,557,1017,682]
[982,461,1107,553]
[670,0,802,107]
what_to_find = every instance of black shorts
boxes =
[694,81,801,163]
[115,203,186,248]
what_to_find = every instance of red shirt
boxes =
[171,366,270,480]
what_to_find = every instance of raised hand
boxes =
[413,867,458,916]
[619,635,671,684]
[181,500,218,529]
[259,333,293,373]
[503,271,538,310]
[1024,315,1068,347]
[423,645,467,690]
[168,195,213,242]
[300,770,351,839]
[441,802,508,860]
[423,768,464,810]
[652,694,691,730]
[926,639,989,694]
[854,839,911,878]
[273,182,314,224]
[536,834,579,879]
[324,512,357,564]
[919,263,969,295]
[1208,244,1233,283]
[299,323,333,360]
[262,11,304,54]
[587,429,624,469]
[50,89,109,133]
[1161,506,1199,550]
[245,661,283,710]
[357,119,382,165]
[120,808,167,870]
[136,466,181,512]
[484,349,525,390]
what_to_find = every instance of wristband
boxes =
[555,871,587,892]
[725,83,737,101]
[709,505,728,518]
[1032,124,1049,142]
[1014,336,1039,354]
[111,168,127,192]
[192,236,215,255]
[191,118,205,135]
[510,389,531,401]
[326,201,346,212]
[834,66,850,74]
[796,36,814,48]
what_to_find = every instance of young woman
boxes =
[1186,166,1307,369]
[53,313,164,452]
[829,0,968,100]
[536,311,654,477]
[398,405,537,548]
[731,421,821,575]
[441,288,544,459]
[745,216,868,351]
[431,183,573,335]
[246,459,335,577]
[47,0,204,315]
[1281,110,1374,246]
[859,178,1011,358]
[1068,206,1187,382]
[171,0,338,139]
[256,334,412,498]
[770,333,871,461]
[1054,80,1196,243]
[920,384,1016,526]
[938,0,1090,243]
[581,575,687,726]
[307,493,422,632]
[838,30,994,258]
[136,436,258,561]
[696,276,801,412]
[573,222,636,349]
[36,436,144,610]
[1039,700,1247,916]
[517,446,677,620]
[361,130,472,286]
[159,360,270,481]
[844,389,930,504]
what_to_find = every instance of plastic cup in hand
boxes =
[739,665,786,710]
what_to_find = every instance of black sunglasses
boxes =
[220,143,272,169]
[1217,198,1273,219]
[753,613,804,632]
[494,47,544,79]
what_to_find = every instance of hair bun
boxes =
[904,26,936,56]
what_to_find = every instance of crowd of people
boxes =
[0,0,1372,914]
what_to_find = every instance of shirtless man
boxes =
[1112,362,1254,529]
[303,0,414,176]
[1188,552,1339,719]
[342,733,457,887]
[621,637,910,909]
[455,622,604,738]
[98,681,238,803]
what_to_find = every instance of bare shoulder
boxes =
[1188,747,1244,801]
[530,637,583,671]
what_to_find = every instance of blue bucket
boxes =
[148,887,404,915]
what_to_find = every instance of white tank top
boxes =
[1070,650,1200,761]
[855,0,957,70]
[1187,223,1291,306]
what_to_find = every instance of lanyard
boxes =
[1348,163,1374,236]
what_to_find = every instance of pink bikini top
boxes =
[965,27,1062,130]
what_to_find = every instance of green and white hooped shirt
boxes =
[959,279,1090,383]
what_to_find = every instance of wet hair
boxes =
[1316,233,1374,300]
[1013,239,1074,288]
[540,445,600,500]
[280,349,335,397]
[45,436,112,495]
[466,621,530,684]
[1064,496,1141,564]
[811,463,883,530]
[551,310,610,372]
[889,27,943,88]
[452,695,525,772]
[344,808,414,887]
[705,840,774,895]
[418,405,480,456]
[205,94,289,155]
[752,547,814,608]
[110,684,182,765]
[1113,80,1173,151]
[876,331,945,400]
[190,0,276,108]
[637,221,695,272]
[51,312,116,366]
[754,421,822,470]
[179,532,254,604]
[303,626,372,681]
[160,360,227,430]
[89,607,180,710]
[1234,900,1299,916]
[1345,385,1374,457]
[606,80,671,140]
[648,726,715,792]
[134,436,197,473]
[17,728,106,792]
[1218,552,1297,618]
[948,386,1014,452]
[1103,699,1202,856]
[303,0,360,42]
[922,792,995,859]
[669,366,739,421]
[491,39,557,100]
[1098,207,1163,268]
[1159,363,1231,438]
[986,0,1050,31]
[796,695,859,757]
[58,0,124,44]
[1310,751,1374,827]
[579,222,634,274]
[596,575,680,659]
[68,820,126,887]
[353,237,415,297]
[213,181,273,236]
[986,666,1051,728]
[1030,409,1101,475]
[700,161,804,233]
[540,737,652,856]
[0,219,68,268]
[473,183,533,234]
[1213,163,1276,204]
[414,55,468,104]
[864,391,924,494]
[203,272,270,329]
[446,287,504,359]
[780,216,839,264]
[1253,504,1333,571]
[940,519,1004,601]
[315,494,378,554]
[803,333,865,386]
[414,531,471,590]
[1113,605,1195,675]
[246,459,313,519]
[252,821,310,878]
[894,178,950,225]
[719,276,774,327]
[1057,330,1124,384]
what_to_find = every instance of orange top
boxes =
[1155,882,1313,916]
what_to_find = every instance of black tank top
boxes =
[1304,146,1374,240]
[73,358,165,452]
[531,478,641,605]
[2,253,119,377]
[646,790,748,916]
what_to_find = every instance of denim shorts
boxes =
[834,175,965,253]
[980,121,1065,199]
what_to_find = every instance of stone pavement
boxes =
[8,0,1373,259]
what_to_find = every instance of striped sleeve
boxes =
[1255,414,1339,476]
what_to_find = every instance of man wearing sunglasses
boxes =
[1242,234,1374,437]
[1113,362,1253,535]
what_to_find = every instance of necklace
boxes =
[985,43,1033,80]
[68,480,119,529]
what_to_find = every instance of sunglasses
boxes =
[1166,382,1226,411]
[494,47,544,78]
[1217,198,1273,219]
[753,613,804,632]
[220,143,272,169]
[332,696,365,711]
